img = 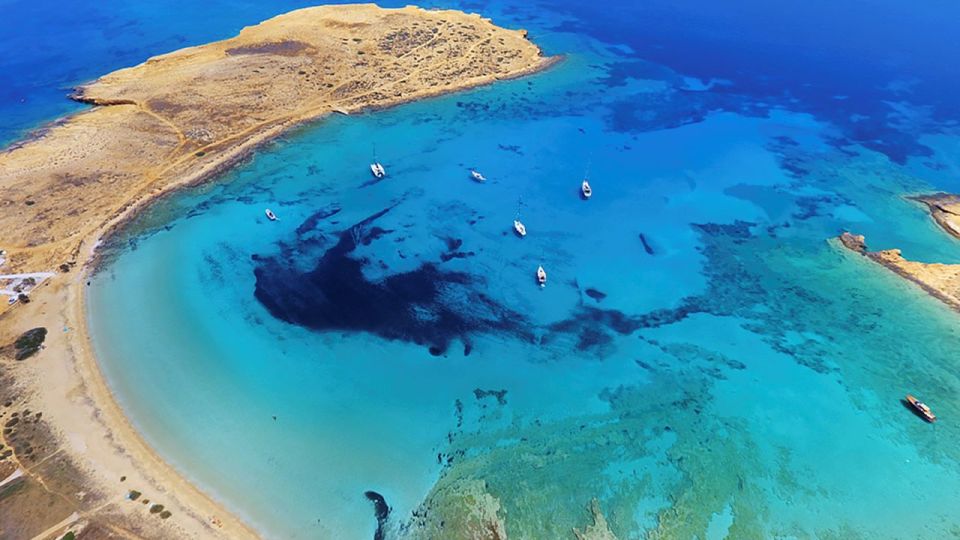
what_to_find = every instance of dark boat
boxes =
[906,394,936,422]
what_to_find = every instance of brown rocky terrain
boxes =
[911,192,960,241]
[0,3,554,276]
[837,231,960,312]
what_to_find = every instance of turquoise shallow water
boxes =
[6,0,960,538]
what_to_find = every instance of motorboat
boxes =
[906,394,936,422]
[514,219,527,237]
[370,162,386,178]
[471,170,486,182]
[581,179,592,199]
[536,265,547,287]
[265,208,278,221]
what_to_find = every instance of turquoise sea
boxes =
[6,0,960,538]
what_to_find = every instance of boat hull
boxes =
[906,394,937,422]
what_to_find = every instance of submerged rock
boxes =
[573,499,618,540]
[365,491,390,540]
[838,231,866,253]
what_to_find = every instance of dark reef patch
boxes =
[546,302,701,353]
[584,288,607,302]
[295,204,341,235]
[253,206,532,355]
[473,388,508,405]
[497,143,523,155]
[439,236,475,262]
[542,221,764,354]
[639,233,655,255]
[364,490,390,540]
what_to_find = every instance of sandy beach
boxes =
[0,4,554,537]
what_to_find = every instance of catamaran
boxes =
[514,219,527,237]
[471,170,486,182]
[536,265,547,287]
[370,145,386,178]
[265,208,278,221]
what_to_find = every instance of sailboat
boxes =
[513,198,527,237]
[264,208,278,221]
[470,169,486,182]
[581,179,592,199]
[536,265,547,287]
[370,145,386,178]
[581,160,593,199]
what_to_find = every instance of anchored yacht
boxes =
[514,219,527,237]
[536,265,547,287]
[906,394,937,422]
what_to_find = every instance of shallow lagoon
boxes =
[17,0,955,537]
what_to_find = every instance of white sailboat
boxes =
[470,170,486,182]
[581,179,592,199]
[536,265,547,287]
[264,208,278,221]
[581,160,593,199]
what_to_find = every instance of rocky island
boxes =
[0,5,553,538]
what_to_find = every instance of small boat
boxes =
[514,219,527,237]
[906,394,937,422]
[370,162,386,179]
[264,208,278,221]
[536,265,547,287]
[581,179,592,199]
[471,170,486,182]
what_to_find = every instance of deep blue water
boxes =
[6,0,960,538]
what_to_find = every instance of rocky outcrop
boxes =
[836,232,960,312]
[911,193,960,241]
[573,499,618,540]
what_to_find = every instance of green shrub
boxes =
[13,328,47,360]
